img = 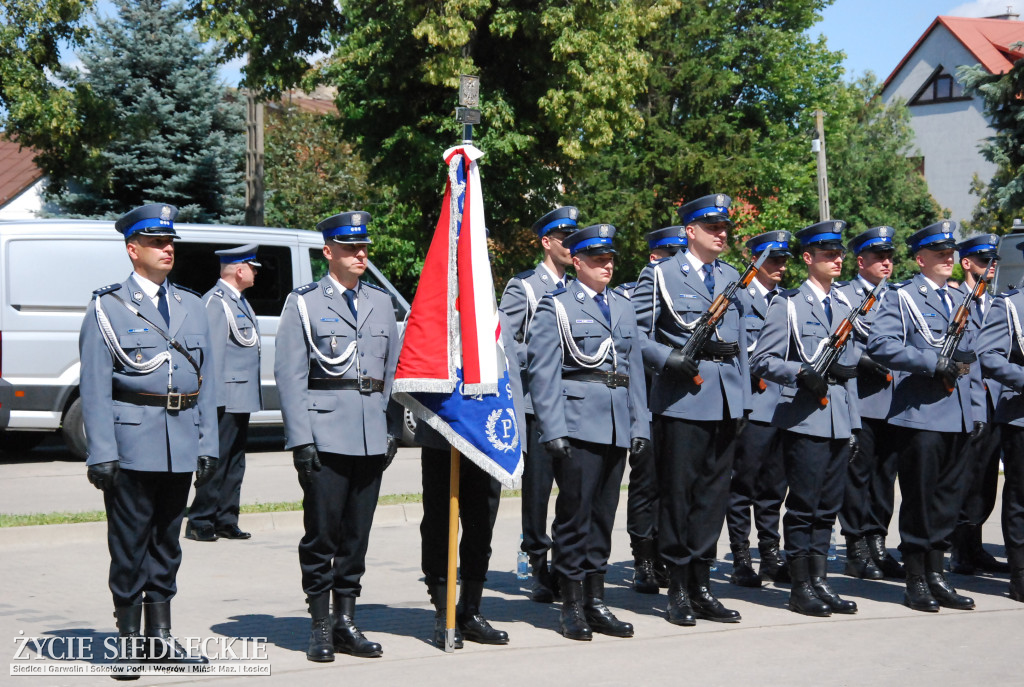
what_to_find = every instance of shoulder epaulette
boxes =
[92,283,122,297]
[173,284,200,297]
[999,289,1019,298]
[613,282,636,300]
[212,288,225,299]
[834,280,850,287]
[294,282,318,295]
[361,281,388,294]
[514,269,536,280]
[652,256,673,265]
[546,287,567,297]
[778,288,800,298]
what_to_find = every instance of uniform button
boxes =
[331,329,336,334]
[358,333,363,339]
[360,352,364,357]
[173,364,179,370]
[362,369,368,374]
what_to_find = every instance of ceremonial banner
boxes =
[392,145,523,488]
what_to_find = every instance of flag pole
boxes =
[443,74,481,654]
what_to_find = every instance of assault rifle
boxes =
[938,256,996,394]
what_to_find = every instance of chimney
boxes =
[986,5,1020,20]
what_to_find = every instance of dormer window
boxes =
[910,65,968,105]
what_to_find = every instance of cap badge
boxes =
[599,224,610,238]
[777,232,786,241]
[160,205,172,222]
[942,221,951,231]
[879,227,889,236]
[352,213,362,225]
[716,194,725,206]
[568,207,578,220]
[834,221,842,231]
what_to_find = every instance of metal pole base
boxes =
[444,628,457,653]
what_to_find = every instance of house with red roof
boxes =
[0,138,46,220]
[880,13,1024,225]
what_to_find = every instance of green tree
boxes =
[959,59,1024,233]
[52,0,246,222]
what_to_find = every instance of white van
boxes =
[0,219,412,457]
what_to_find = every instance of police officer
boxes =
[528,223,650,641]
[976,244,1024,601]
[633,194,748,626]
[727,230,793,588]
[418,310,524,649]
[750,221,860,617]
[499,206,579,603]
[622,226,687,594]
[867,220,977,612]
[275,211,400,661]
[950,234,1010,574]
[835,227,903,580]
[186,244,262,542]
[80,203,219,673]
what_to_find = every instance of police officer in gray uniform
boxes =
[80,203,219,673]
[867,220,978,612]
[727,230,793,588]
[751,220,861,617]
[633,194,749,626]
[976,246,1024,601]
[950,234,1010,574]
[275,211,400,661]
[500,206,578,602]
[186,244,263,542]
[622,226,688,594]
[528,223,650,641]
[835,227,902,580]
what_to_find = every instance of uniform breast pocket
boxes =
[570,323,607,355]
[367,324,389,357]
[744,317,763,338]
[315,321,353,355]
[119,331,162,360]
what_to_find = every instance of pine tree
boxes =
[54,0,245,222]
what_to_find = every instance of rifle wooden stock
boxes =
[938,257,994,395]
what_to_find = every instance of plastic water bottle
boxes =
[516,534,530,580]
[827,526,838,561]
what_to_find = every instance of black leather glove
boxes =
[934,355,960,389]
[544,437,572,462]
[857,351,891,380]
[848,431,861,461]
[87,461,119,492]
[293,444,322,488]
[971,421,986,440]
[630,437,650,456]
[796,364,827,400]
[194,455,218,488]
[664,349,699,380]
[384,435,398,469]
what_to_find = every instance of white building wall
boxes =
[0,178,47,220]
[881,27,999,224]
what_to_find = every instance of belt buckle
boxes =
[358,377,373,394]
[604,373,616,389]
[166,393,183,411]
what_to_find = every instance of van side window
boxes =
[170,243,293,316]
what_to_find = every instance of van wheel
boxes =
[401,407,418,447]
[62,397,89,460]
[0,431,46,454]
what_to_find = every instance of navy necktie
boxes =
[823,295,833,326]
[937,288,951,318]
[702,263,715,296]
[765,289,777,306]
[555,280,564,290]
[156,285,170,326]
[594,292,611,325]
[343,290,358,321]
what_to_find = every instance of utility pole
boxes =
[244,53,265,226]
[811,109,830,222]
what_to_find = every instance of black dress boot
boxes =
[143,601,206,664]
[111,605,143,681]
[305,594,335,662]
[651,538,670,588]
[758,539,790,583]
[456,580,509,645]
[903,551,939,612]
[787,556,831,617]
[631,538,661,594]
[925,550,975,610]
[968,525,1011,573]
[844,537,883,580]
[1008,546,1024,602]
[427,579,464,649]
[558,578,593,641]
[331,593,383,657]
[730,542,762,588]
[948,524,975,575]
[583,574,633,637]
[866,534,905,579]
[809,554,857,614]
[689,561,741,622]
[665,565,696,626]
[530,556,559,603]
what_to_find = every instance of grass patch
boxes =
[0,510,108,528]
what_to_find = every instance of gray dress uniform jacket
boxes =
[79,275,219,471]
[204,279,262,413]
[835,278,894,421]
[737,283,783,425]
[866,274,976,432]
[499,264,571,414]
[274,276,400,455]
[977,289,1024,426]
[749,281,861,439]
[970,292,1002,418]
[527,282,650,448]
[633,252,751,421]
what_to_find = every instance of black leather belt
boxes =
[308,377,385,393]
[564,370,630,388]
[113,390,200,410]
